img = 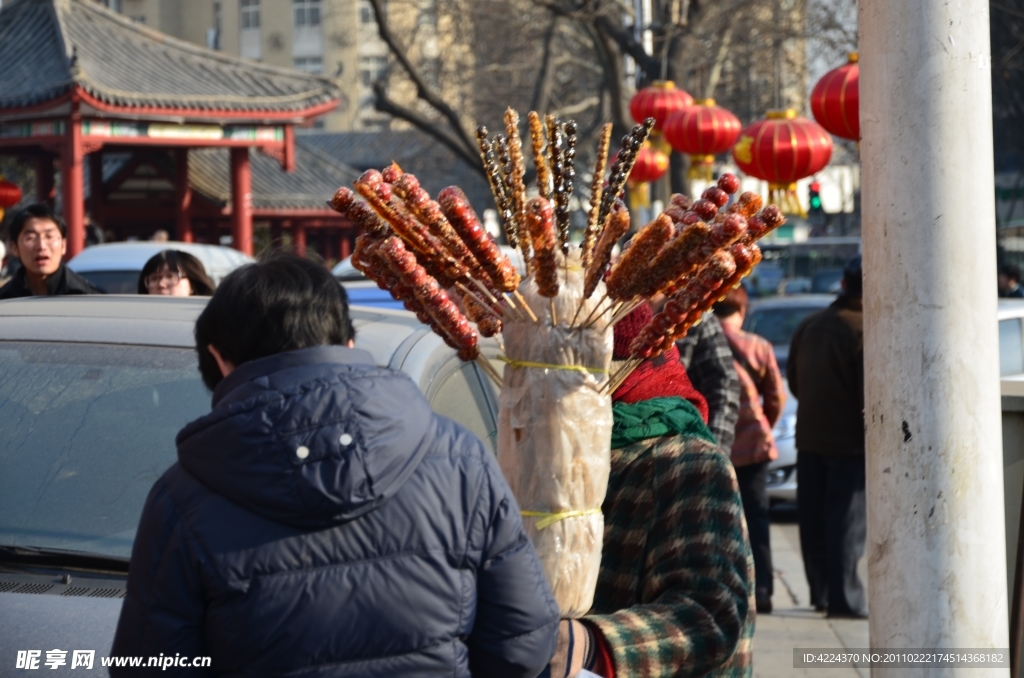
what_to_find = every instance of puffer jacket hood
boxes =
[176,345,433,529]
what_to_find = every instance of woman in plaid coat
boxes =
[548,305,755,678]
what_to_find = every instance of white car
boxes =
[67,242,253,293]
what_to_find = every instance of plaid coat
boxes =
[585,434,755,677]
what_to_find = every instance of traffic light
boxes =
[808,181,823,212]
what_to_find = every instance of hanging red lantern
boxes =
[629,81,694,131]
[627,143,670,184]
[811,52,860,141]
[732,109,833,215]
[663,99,742,181]
[0,178,22,223]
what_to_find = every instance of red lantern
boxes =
[732,109,833,215]
[0,178,22,223]
[629,81,694,131]
[811,52,860,141]
[627,143,670,184]
[663,99,742,180]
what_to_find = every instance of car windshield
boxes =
[744,305,826,347]
[0,342,209,559]
[75,270,140,294]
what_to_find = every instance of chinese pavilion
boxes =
[0,0,344,257]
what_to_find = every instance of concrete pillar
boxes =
[62,115,85,257]
[860,0,1009,671]
[175,149,193,243]
[230,147,253,255]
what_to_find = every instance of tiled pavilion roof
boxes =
[0,0,341,116]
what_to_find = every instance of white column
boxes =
[860,0,1009,674]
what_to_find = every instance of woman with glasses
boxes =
[138,250,215,296]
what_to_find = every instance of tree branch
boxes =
[530,16,560,113]
[367,0,478,160]
[372,81,486,176]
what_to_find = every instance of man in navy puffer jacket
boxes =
[111,255,560,677]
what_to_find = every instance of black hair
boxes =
[194,254,356,390]
[1001,264,1022,284]
[8,204,66,242]
[138,250,216,295]
[843,255,863,297]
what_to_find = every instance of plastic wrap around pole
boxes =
[860,0,1009,672]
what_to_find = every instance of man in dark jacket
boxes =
[0,204,102,298]
[787,256,867,618]
[111,255,559,677]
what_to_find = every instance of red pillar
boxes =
[62,114,85,257]
[176,149,193,243]
[230,147,253,255]
[293,220,307,257]
[340,230,351,260]
[36,155,55,205]
[88,152,103,228]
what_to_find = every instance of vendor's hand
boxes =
[547,619,590,678]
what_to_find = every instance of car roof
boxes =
[67,242,253,276]
[998,298,1024,320]
[748,294,836,310]
[0,296,446,374]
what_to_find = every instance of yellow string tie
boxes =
[521,508,602,530]
[498,355,608,375]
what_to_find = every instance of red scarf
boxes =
[612,345,710,423]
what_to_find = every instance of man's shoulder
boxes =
[61,266,104,295]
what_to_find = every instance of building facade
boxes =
[93,0,392,132]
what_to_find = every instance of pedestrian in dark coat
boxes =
[111,255,560,677]
[787,255,867,618]
[0,204,102,299]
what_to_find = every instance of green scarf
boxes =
[611,396,717,449]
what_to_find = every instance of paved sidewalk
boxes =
[752,517,869,678]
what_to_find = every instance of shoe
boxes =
[755,587,772,614]
[814,604,827,613]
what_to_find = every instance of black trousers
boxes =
[735,461,773,594]
[796,451,867,616]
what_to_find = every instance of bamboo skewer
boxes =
[457,283,506,321]
[514,290,539,323]
[549,299,558,327]
[577,293,611,330]
[476,355,503,387]
[469,278,520,320]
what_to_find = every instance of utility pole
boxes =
[860,0,1009,674]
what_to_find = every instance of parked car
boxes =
[67,242,253,293]
[0,296,501,675]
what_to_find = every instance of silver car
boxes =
[0,296,500,676]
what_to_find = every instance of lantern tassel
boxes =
[768,182,807,218]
